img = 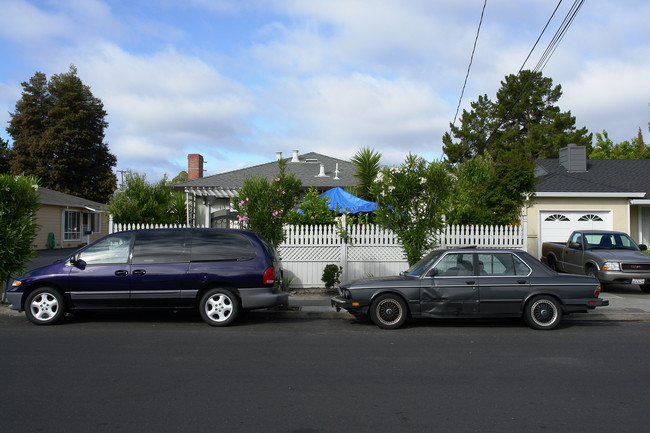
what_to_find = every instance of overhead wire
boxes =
[452,0,488,127]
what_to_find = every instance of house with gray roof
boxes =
[175,150,358,227]
[526,144,650,256]
[34,187,108,249]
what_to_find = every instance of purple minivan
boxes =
[7,228,288,326]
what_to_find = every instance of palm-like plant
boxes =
[351,147,382,200]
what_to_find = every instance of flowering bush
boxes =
[233,159,302,247]
[370,154,452,265]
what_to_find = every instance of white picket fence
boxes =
[109,217,527,288]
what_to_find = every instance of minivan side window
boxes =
[132,230,191,265]
[191,231,256,262]
[77,234,133,265]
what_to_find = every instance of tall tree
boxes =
[443,70,592,163]
[588,129,650,159]
[7,66,117,202]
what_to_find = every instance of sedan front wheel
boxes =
[370,294,408,329]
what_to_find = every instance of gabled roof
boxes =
[37,187,107,211]
[535,159,650,199]
[176,152,358,195]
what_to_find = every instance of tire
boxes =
[199,288,240,327]
[25,287,66,325]
[547,257,558,271]
[524,295,562,330]
[370,294,408,329]
[586,266,599,280]
[640,284,650,294]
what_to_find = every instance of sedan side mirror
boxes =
[639,244,648,251]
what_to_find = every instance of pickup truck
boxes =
[541,230,650,293]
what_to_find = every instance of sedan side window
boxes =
[478,253,530,276]
[77,234,133,265]
[433,253,474,276]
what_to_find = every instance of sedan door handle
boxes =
[465,280,476,285]
[115,270,128,277]
[132,269,147,276]
[517,279,528,284]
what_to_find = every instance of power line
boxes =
[452,0,488,126]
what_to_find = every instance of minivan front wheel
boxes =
[199,288,239,327]
[25,287,66,325]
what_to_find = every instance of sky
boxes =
[1,0,648,181]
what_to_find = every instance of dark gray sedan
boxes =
[331,248,609,330]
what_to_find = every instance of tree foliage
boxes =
[1,174,41,301]
[351,147,382,200]
[286,187,337,225]
[588,129,650,159]
[7,66,117,202]
[370,154,452,265]
[447,153,534,225]
[108,172,186,225]
[233,159,302,247]
[0,138,10,173]
[443,70,592,163]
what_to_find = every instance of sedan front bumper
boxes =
[331,295,369,314]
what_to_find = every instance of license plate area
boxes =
[632,279,645,284]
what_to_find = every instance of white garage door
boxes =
[539,210,611,248]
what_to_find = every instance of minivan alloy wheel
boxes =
[25,287,66,325]
[199,288,240,326]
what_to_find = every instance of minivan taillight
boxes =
[263,266,275,285]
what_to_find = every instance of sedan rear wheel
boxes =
[25,287,66,325]
[370,294,407,329]
[199,288,239,327]
[524,295,562,330]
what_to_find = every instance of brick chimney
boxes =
[188,154,204,180]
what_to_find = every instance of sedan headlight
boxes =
[601,262,620,271]
[11,280,21,287]
[338,287,351,299]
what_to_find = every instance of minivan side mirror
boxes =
[70,258,87,270]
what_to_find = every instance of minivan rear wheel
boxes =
[199,288,239,326]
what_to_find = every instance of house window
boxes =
[578,214,603,222]
[64,210,81,241]
[545,214,570,222]
[90,213,101,233]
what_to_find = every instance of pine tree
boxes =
[7,66,117,202]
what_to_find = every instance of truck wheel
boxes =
[640,284,650,294]
[585,266,599,280]
[547,257,558,271]
[524,295,562,330]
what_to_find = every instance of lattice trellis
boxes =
[279,245,341,262]
[347,245,405,261]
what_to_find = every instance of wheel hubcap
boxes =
[30,293,59,321]
[532,300,557,326]
[377,299,402,325]
[205,294,233,322]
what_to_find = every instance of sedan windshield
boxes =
[404,250,444,277]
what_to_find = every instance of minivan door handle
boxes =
[132,269,147,276]
[115,270,128,277]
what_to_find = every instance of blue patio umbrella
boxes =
[320,187,377,214]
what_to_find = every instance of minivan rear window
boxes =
[191,231,256,262]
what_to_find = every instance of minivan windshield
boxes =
[404,250,444,277]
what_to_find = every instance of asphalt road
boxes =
[1,311,649,433]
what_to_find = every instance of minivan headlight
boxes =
[601,262,620,271]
